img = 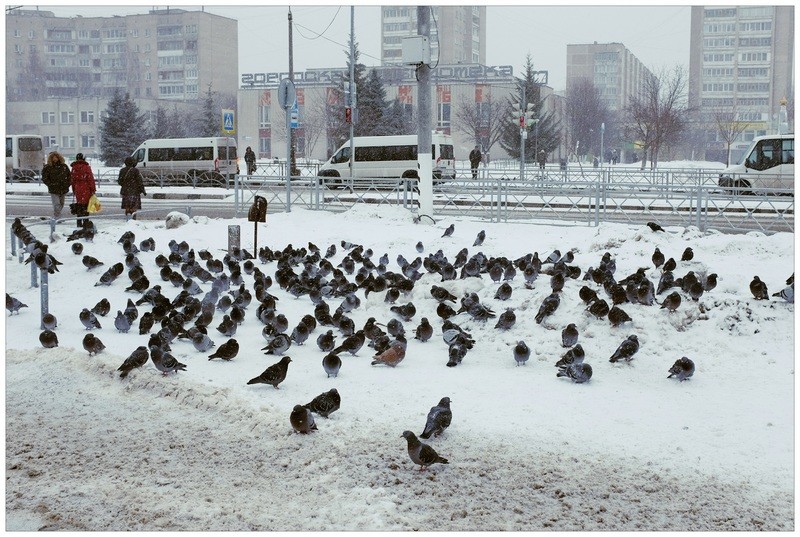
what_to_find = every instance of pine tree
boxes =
[326,39,367,150]
[98,90,148,166]
[356,69,390,136]
[196,84,219,136]
[499,54,561,162]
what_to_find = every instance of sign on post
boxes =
[222,109,236,134]
[290,102,299,129]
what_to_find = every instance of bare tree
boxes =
[712,107,751,166]
[566,77,613,158]
[300,90,328,159]
[624,66,690,169]
[453,94,509,161]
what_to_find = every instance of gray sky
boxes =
[35,3,692,90]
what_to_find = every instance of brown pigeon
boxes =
[371,342,406,367]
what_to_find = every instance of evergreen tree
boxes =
[196,84,219,136]
[98,89,148,166]
[383,99,415,136]
[356,69,390,136]
[499,54,561,162]
[326,39,367,150]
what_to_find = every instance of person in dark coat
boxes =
[538,150,547,169]
[70,153,96,227]
[41,151,71,218]
[244,146,256,175]
[468,145,482,179]
[118,156,146,218]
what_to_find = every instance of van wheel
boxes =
[318,170,341,190]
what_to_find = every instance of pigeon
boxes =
[263,333,291,355]
[608,305,632,327]
[557,362,593,383]
[150,345,187,375]
[660,291,682,313]
[750,276,769,300]
[114,310,132,333]
[191,332,216,353]
[646,221,665,232]
[247,356,292,388]
[79,308,102,330]
[322,352,342,378]
[667,356,695,381]
[513,340,530,366]
[436,302,457,321]
[535,293,560,324]
[414,317,433,343]
[384,287,400,304]
[473,230,486,247]
[430,285,458,303]
[390,302,417,322]
[304,388,341,418]
[208,338,239,361]
[290,405,317,434]
[371,342,406,367]
[415,241,424,253]
[71,242,83,255]
[772,282,794,303]
[317,330,336,353]
[543,250,561,264]
[657,271,676,295]
[441,223,455,238]
[609,335,640,363]
[420,397,452,439]
[561,323,579,348]
[494,308,516,330]
[290,322,310,345]
[663,257,677,273]
[95,262,124,285]
[555,344,585,368]
[587,298,610,319]
[6,294,28,315]
[401,431,449,470]
[652,247,665,269]
[216,314,237,337]
[117,346,150,379]
[82,333,106,356]
[494,282,513,301]
[39,329,58,348]
[681,247,694,262]
[579,286,598,305]
[446,342,468,367]
[703,273,718,292]
[688,280,704,302]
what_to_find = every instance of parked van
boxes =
[318,133,455,187]
[718,134,794,193]
[6,134,45,182]
[130,137,239,184]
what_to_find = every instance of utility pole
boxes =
[288,8,296,177]
[348,6,355,179]
[600,122,605,166]
[417,6,433,218]
[520,85,526,181]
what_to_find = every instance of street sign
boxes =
[278,78,296,110]
[290,102,299,129]
[222,109,235,134]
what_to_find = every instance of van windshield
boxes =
[18,137,42,151]
[438,144,454,160]
[745,139,782,171]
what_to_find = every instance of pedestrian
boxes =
[469,145,482,179]
[41,151,71,218]
[611,149,618,165]
[244,146,256,175]
[70,153,96,228]
[118,156,146,219]
[538,150,547,170]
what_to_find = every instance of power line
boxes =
[292,6,342,41]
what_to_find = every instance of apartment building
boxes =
[381,6,486,66]
[688,5,794,161]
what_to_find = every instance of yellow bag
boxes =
[87,194,102,214]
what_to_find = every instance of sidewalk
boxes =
[5,182,232,200]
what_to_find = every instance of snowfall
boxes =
[3,173,796,531]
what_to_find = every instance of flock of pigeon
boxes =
[6,216,794,470]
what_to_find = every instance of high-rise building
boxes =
[689,5,794,161]
[566,42,652,113]
[381,6,486,66]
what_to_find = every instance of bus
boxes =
[719,134,794,193]
[317,133,455,188]
[6,134,45,182]
[130,137,239,185]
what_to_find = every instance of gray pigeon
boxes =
[473,230,485,247]
[561,323,579,348]
[41,313,57,330]
[191,332,216,353]
[772,282,794,303]
[494,282,513,301]
[39,329,58,348]
[82,333,106,356]
[303,388,341,418]
[316,330,336,353]
[555,344,585,368]
[513,340,530,366]
[290,404,317,434]
[535,293,560,324]
[608,305,632,327]
[262,333,291,355]
[150,345,187,375]
[216,314,237,337]
[750,276,769,300]
[494,308,516,330]
[117,346,149,379]
[80,308,102,330]
[557,362,593,383]
[208,338,239,361]
[6,294,28,315]
[609,335,640,363]
[441,223,455,238]
[322,352,342,378]
[114,310,132,333]
[247,356,292,388]
[413,317,433,343]
[420,397,452,439]
[401,430,449,470]
[667,356,695,381]
[660,291,681,312]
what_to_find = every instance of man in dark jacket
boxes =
[469,145,482,179]
[41,151,71,218]
[118,156,146,219]
[244,146,256,175]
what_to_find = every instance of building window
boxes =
[106,43,126,54]
[185,68,198,79]
[47,29,72,40]
[13,44,22,54]
[104,29,126,39]
[437,102,451,128]
[144,44,151,53]
[81,135,96,149]
[48,44,76,54]
[131,29,138,37]
[29,44,36,53]
[738,37,772,47]
[13,29,20,37]
[259,137,271,158]
[80,111,95,123]
[259,106,271,128]
[61,111,75,124]
[42,112,55,124]
[60,136,76,149]
[43,136,56,149]
[704,8,736,18]
[28,30,35,39]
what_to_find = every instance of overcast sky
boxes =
[36,3,693,91]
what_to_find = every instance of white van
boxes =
[6,134,45,182]
[318,133,455,187]
[718,134,794,193]
[130,137,239,182]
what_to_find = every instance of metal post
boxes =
[10,226,16,257]
[696,184,703,230]
[39,268,48,328]
[600,122,605,166]
[228,225,241,257]
[30,261,38,288]
[348,6,355,181]
[288,8,296,180]
[594,181,600,226]
[234,173,239,215]
[520,85,525,182]
[417,6,433,219]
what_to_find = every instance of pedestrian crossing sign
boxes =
[222,109,236,134]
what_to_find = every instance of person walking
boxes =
[70,153,96,228]
[41,151,71,218]
[538,150,547,170]
[469,145,482,179]
[244,146,257,175]
[118,156,146,219]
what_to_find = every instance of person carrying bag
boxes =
[70,153,96,227]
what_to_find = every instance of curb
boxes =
[6,191,230,200]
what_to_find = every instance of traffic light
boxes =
[511,102,537,128]
[524,103,536,128]
[345,107,352,124]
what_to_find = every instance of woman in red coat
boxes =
[70,153,96,227]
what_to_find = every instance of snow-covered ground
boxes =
[4,202,794,530]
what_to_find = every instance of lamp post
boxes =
[600,122,605,167]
